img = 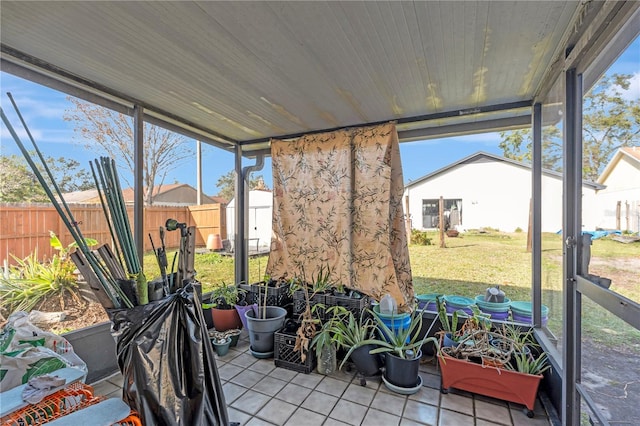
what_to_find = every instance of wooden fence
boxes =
[0,203,226,265]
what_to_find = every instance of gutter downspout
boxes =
[234,148,264,285]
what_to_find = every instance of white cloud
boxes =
[1,126,75,148]
[604,71,640,102]
[622,71,640,102]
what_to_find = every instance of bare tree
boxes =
[64,98,193,205]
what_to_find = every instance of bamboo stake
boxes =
[0,106,131,308]
[95,158,133,273]
[4,95,132,308]
[90,161,124,270]
[106,158,140,273]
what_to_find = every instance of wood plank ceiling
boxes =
[0,1,600,152]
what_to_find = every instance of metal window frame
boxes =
[562,67,582,426]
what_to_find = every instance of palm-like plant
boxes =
[360,306,439,359]
[326,309,376,369]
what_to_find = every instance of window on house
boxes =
[422,199,462,229]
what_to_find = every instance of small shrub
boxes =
[411,229,433,246]
[0,232,96,313]
[514,227,523,233]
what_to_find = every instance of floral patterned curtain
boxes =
[266,122,413,310]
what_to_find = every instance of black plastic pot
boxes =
[384,350,422,388]
[202,307,214,329]
[350,344,382,376]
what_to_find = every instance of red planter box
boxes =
[438,353,542,412]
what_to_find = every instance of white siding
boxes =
[595,156,640,232]
[226,190,274,250]
[404,158,599,233]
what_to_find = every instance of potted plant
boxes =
[209,283,245,331]
[245,281,288,358]
[362,306,439,393]
[233,285,256,330]
[210,331,232,357]
[310,315,337,375]
[437,316,550,418]
[290,281,326,370]
[224,328,242,347]
[201,302,215,329]
[311,265,334,295]
[331,308,382,378]
[435,295,469,347]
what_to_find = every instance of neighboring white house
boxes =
[403,152,603,233]
[595,147,640,233]
[226,189,273,251]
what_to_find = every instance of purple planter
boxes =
[446,305,473,315]
[479,309,510,321]
[235,303,257,330]
[512,312,548,326]
[417,301,438,311]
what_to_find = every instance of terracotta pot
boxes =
[438,352,542,415]
[211,308,242,332]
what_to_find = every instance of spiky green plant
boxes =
[0,232,97,313]
[507,351,551,375]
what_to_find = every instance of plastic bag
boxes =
[0,311,87,391]
[109,283,228,426]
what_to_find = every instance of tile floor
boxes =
[92,333,552,426]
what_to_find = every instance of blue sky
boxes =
[1,37,638,196]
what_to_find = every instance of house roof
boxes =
[209,196,229,205]
[62,183,219,205]
[60,189,100,203]
[405,151,604,190]
[120,183,217,204]
[120,183,186,202]
[2,2,636,154]
[597,146,640,184]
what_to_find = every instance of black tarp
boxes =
[109,284,228,425]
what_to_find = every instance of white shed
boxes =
[403,152,603,233]
[226,190,273,251]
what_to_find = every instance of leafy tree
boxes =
[216,170,269,201]
[0,155,47,202]
[46,157,94,192]
[64,97,193,205]
[498,126,562,171]
[499,73,639,180]
[582,74,640,180]
[0,154,92,202]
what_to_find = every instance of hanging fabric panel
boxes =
[266,122,413,310]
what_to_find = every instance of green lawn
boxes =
[143,251,269,293]
[410,231,639,347]
[143,231,639,347]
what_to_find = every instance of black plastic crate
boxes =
[274,328,316,374]
[242,282,292,308]
[324,293,369,319]
[292,290,326,318]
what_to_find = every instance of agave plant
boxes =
[322,307,376,369]
[0,232,97,312]
[360,305,439,359]
[507,351,551,375]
